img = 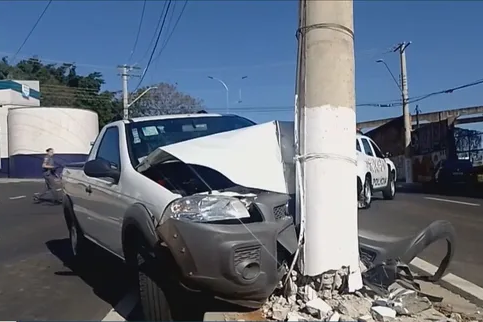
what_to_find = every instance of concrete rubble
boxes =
[260,263,483,322]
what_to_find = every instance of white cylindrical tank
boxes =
[8,107,98,178]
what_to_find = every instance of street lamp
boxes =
[207,76,230,114]
[238,76,248,103]
[376,59,402,93]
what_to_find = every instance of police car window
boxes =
[361,138,374,157]
[96,126,121,169]
[369,140,384,158]
[356,139,361,152]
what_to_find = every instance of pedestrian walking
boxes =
[33,148,61,204]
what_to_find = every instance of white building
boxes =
[0,80,99,178]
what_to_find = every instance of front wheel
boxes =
[68,217,88,267]
[128,239,173,321]
[383,170,396,200]
[358,175,372,209]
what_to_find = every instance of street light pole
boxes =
[238,76,248,103]
[207,76,230,113]
[375,41,413,183]
[376,59,401,92]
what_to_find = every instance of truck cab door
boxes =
[82,125,126,256]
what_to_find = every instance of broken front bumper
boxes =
[156,192,298,308]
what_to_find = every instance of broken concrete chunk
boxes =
[272,304,290,321]
[371,306,396,322]
[306,298,332,315]
[373,298,389,307]
[389,295,432,315]
[358,314,373,322]
[286,311,306,322]
[327,311,340,321]
[299,284,318,302]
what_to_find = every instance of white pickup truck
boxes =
[356,133,397,209]
[61,113,299,321]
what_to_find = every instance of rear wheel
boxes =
[383,170,396,200]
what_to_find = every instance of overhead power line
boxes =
[136,1,170,64]
[11,0,53,62]
[153,0,189,62]
[134,0,173,90]
[127,0,148,63]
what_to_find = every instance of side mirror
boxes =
[84,158,120,183]
[385,152,392,158]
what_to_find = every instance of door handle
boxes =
[85,185,92,193]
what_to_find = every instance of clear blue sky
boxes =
[1,0,483,126]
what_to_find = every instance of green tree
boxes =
[130,82,204,117]
[0,56,121,127]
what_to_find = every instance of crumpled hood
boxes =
[137,121,295,194]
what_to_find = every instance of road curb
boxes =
[410,257,483,307]
[0,179,44,184]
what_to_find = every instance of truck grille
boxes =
[234,245,261,266]
[273,205,287,220]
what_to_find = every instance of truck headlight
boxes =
[163,195,251,223]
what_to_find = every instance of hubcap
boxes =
[70,225,78,256]
[390,179,395,195]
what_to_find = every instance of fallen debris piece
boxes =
[305,298,332,318]
[371,306,397,322]
[272,304,290,321]
[358,314,373,322]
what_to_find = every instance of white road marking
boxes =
[424,196,480,207]
[9,195,26,200]
[411,257,483,307]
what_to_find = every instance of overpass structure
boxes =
[357,105,483,129]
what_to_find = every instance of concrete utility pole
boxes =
[118,64,140,120]
[394,42,413,183]
[297,0,362,290]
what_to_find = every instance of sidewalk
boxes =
[0,178,44,184]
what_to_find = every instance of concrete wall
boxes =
[4,107,98,178]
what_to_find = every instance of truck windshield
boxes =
[125,115,256,166]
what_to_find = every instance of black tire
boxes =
[383,169,396,200]
[68,216,88,265]
[359,175,372,209]
[64,200,88,265]
[129,238,173,321]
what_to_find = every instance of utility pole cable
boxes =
[394,42,413,183]
[297,0,362,291]
[118,64,141,119]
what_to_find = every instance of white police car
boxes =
[356,132,397,209]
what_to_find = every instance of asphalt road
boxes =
[361,190,483,288]
[0,182,130,320]
[1,181,482,320]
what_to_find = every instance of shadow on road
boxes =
[46,238,253,321]
[46,238,128,313]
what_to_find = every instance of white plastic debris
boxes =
[371,306,397,322]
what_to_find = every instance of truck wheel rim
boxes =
[70,226,78,256]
